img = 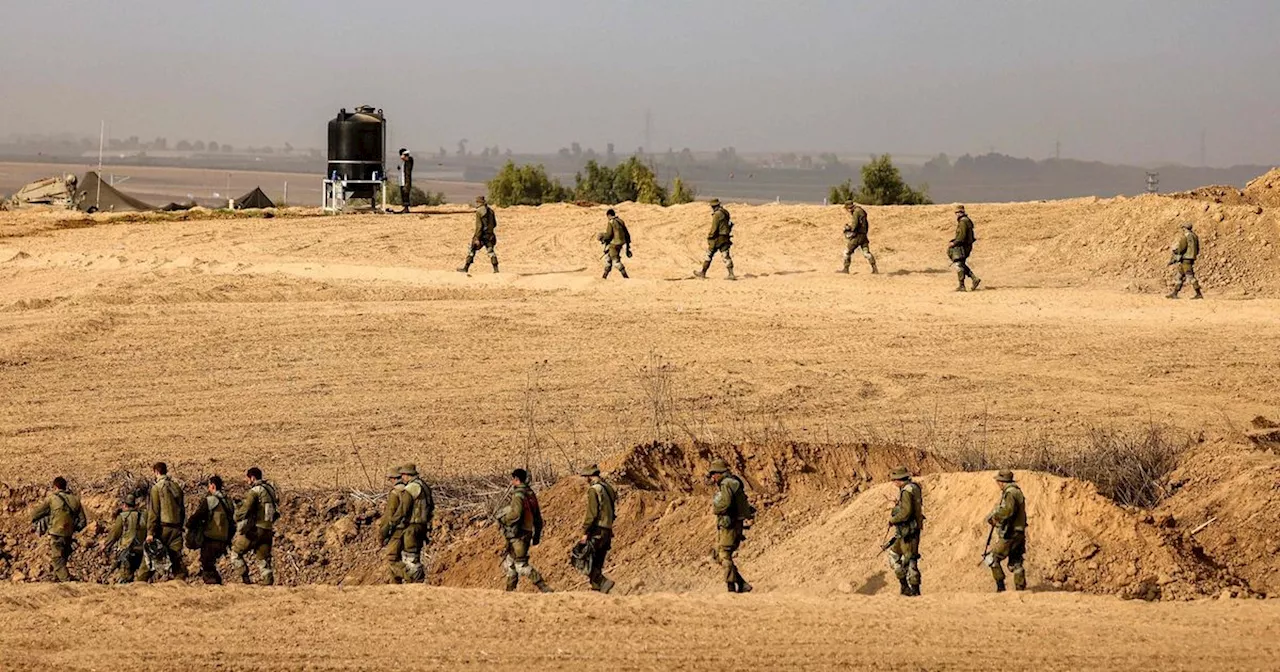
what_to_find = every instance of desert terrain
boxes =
[2,179,1280,669]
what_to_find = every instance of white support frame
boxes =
[322,179,388,214]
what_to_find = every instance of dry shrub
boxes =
[1011,424,1189,508]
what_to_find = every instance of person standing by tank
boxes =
[397,148,415,214]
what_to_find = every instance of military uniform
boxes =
[30,485,86,582]
[231,480,279,585]
[1167,222,1203,299]
[579,465,618,593]
[104,497,148,583]
[886,467,924,596]
[948,205,981,291]
[840,204,878,274]
[696,199,736,279]
[460,197,500,273]
[399,464,435,583]
[709,458,754,593]
[398,149,415,213]
[599,213,632,279]
[187,488,234,584]
[148,474,188,580]
[986,470,1027,592]
[497,481,551,592]
[379,468,411,583]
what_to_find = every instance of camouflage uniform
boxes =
[104,497,148,583]
[696,199,736,279]
[497,481,551,592]
[29,485,86,582]
[986,470,1027,592]
[948,206,981,291]
[579,465,617,593]
[187,488,234,584]
[399,464,435,583]
[840,204,878,274]
[598,213,632,279]
[886,467,924,596]
[147,474,188,580]
[231,479,279,585]
[1167,222,1203,299]
[709,458,754,593]
[459,197,499,273]
[379,468,411,583]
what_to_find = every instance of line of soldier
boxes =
[30,459,1028,596]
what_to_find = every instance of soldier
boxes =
[1167,221,1203,299]
[29,476,86,582]
[378,466,410,583]
[708,458,755,593]
[231,467,279,585]
[398,464,435,583]
[578,464,617,593]
[458,195,500,273]
[696,198,736,280]
[146,462,188,581]
[839,202,878,274]
[496,468,552,593]
[103,494,148,583]
[397,148,414,214]
[886,466,924,596]
[598,209,632,279]
[985,469,1028,592]
[187,475,234,584]
[948,205,981,292]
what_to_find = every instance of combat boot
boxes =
[898,577,911,596]
[695,260,711,279]
[457,261,472,274]
[504,576,519,592]
[908,583,920,597]
[736,579,753,593]
[995,580,1006,593]
[602,267,611,279]
[1192,289,1204,300]
[726,582,738,593]
[726,265,737,281]
[535,580,554,593]
[970,278,981,291]
[870,258,879,274]
[619,268,629,279]
[838,259,850,274]
[598,577,615,594]
[491,260,500,274]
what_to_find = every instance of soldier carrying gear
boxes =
[886,467,925,596]
[496,468,552,593]
[104,494,149,583]
[696,199,736,280]
[709,458,755,593]
[146,462,188,581]
[459,195,500,274]
[397,148,414,214]
[186,475,234,585]
[398,464,435,583]
[577,464,618,593]
[29,476,87,582]
[839,202,878,275]
[948,205,981,292]
[599,209,632,279]
[379,466,411,583]
[985,470,1028,592]
[1167,221,1203,300]
[231,466,279,585]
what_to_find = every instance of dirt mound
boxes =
[1169,185,1250,206]
[1244,168,1280,209]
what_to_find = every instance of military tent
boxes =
[234,187,275,209]
[73,172,155,213]
[161,201,197,212]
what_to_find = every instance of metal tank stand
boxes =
[322,179,388,214]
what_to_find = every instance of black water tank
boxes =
[327,106,385,185]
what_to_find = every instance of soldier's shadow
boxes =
[855,571,890,595]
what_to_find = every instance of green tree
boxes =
[486,161,572,206]
[669,176,697,204]
[827,179,854,205]
[573,156,668,205]
[855,154,932,205]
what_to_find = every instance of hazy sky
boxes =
[2,0,1277,166]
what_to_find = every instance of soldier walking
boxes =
[1167,221,1203,299]
[709,458,755,593]
[104,494,148,583]
[578,464,617,593]
[397,148,414,214]
[146,462,188,581]
[459,195,500,273]
[985,470,1028,592]
[379,466,410,583]
[839,202,878,274]
[948,205,981,291]
[187,475,234,584]
[497,468,552,592]
[886,467,924,596]
[696,198,736,280]
[598,209,632,279]
[398,464,435,583]
[29,476,87,582]
[231,467,279,585]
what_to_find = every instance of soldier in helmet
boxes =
[598,209,632,279]
[708,458,755,593]
[103,493,148,583]
[29,476,87,582]
[885,467,924,596]
[398,464,435,583]
[1167,221,1203,299]
[948,205,981,291]
[496,468,552,592]
[696,198,736,280]
[396,148,415,214]
[231,467,279,585]
[985,470,1028,592]
[839,202,878,274]
[578,464,618,593]
[378,466,410,583]
[459,196,500,273]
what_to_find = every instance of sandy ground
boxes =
[0,584,1276,671]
